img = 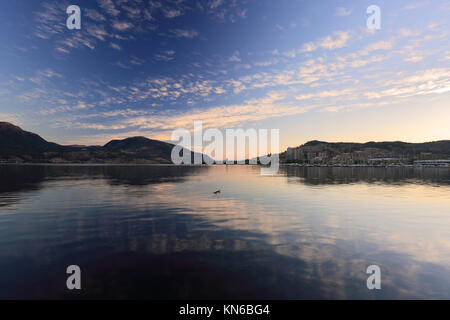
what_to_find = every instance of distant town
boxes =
[280,140,450,167]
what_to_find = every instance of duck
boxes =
[213,190,221,194]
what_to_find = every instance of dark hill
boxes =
[0,122,67,158]
[301,140,450,155]
[102,136,210,164]
[283,139,450,163]
[0,122,52,150]
[0,122,207,164]
[105,136,173,153]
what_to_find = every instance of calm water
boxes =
[0,164,449,299]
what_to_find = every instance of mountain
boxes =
[0,122,206,164]
[0,122,71,161]
[299,140,450,155]
[104,136,174,160]
[282,140,450,163]
[0,122,60,152]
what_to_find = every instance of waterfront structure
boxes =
[283,141,450,165]
[368,158,403,165]
[414,160,450,167]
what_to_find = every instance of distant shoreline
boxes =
[0,162,449,169]
[0,162,202,166]
[282,163,450,168]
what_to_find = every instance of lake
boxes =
[0,164,449,299]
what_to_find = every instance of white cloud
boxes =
[109,42,122,51]
[293,31,351,56]
[365,68,450,99]
[129,56,146,66]
[253,58,279,67]
[334,7,352,17]
[229,51,241,62]
[112,21,133,31]
[55,47,70,54]
[122,5,141,19]
[98,0,120,16]
[404,52,425,63]
[0,113,20,124]
[209,0,224,9]
[319,31,350,50]
[87,26,109,41]
[163,8,182,18]
[397,28,421,37]
[154,50,176,61]
[170,29,199,38]
[85,8,106,21]
[403,2,430,10]
[296,89,352,100]
[237,8,248,19]
[283,50,297,58]
[299,42,317,53]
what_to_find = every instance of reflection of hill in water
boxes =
[0,165,47,193]
[0,164,209,207]
[282,166,450,186]
[1,164,207,188]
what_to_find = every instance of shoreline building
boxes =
[414,160,450,167]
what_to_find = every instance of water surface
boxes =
[0,164,449,299]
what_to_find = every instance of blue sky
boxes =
[0,0,449,150]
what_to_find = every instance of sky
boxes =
[0,0,449,151]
